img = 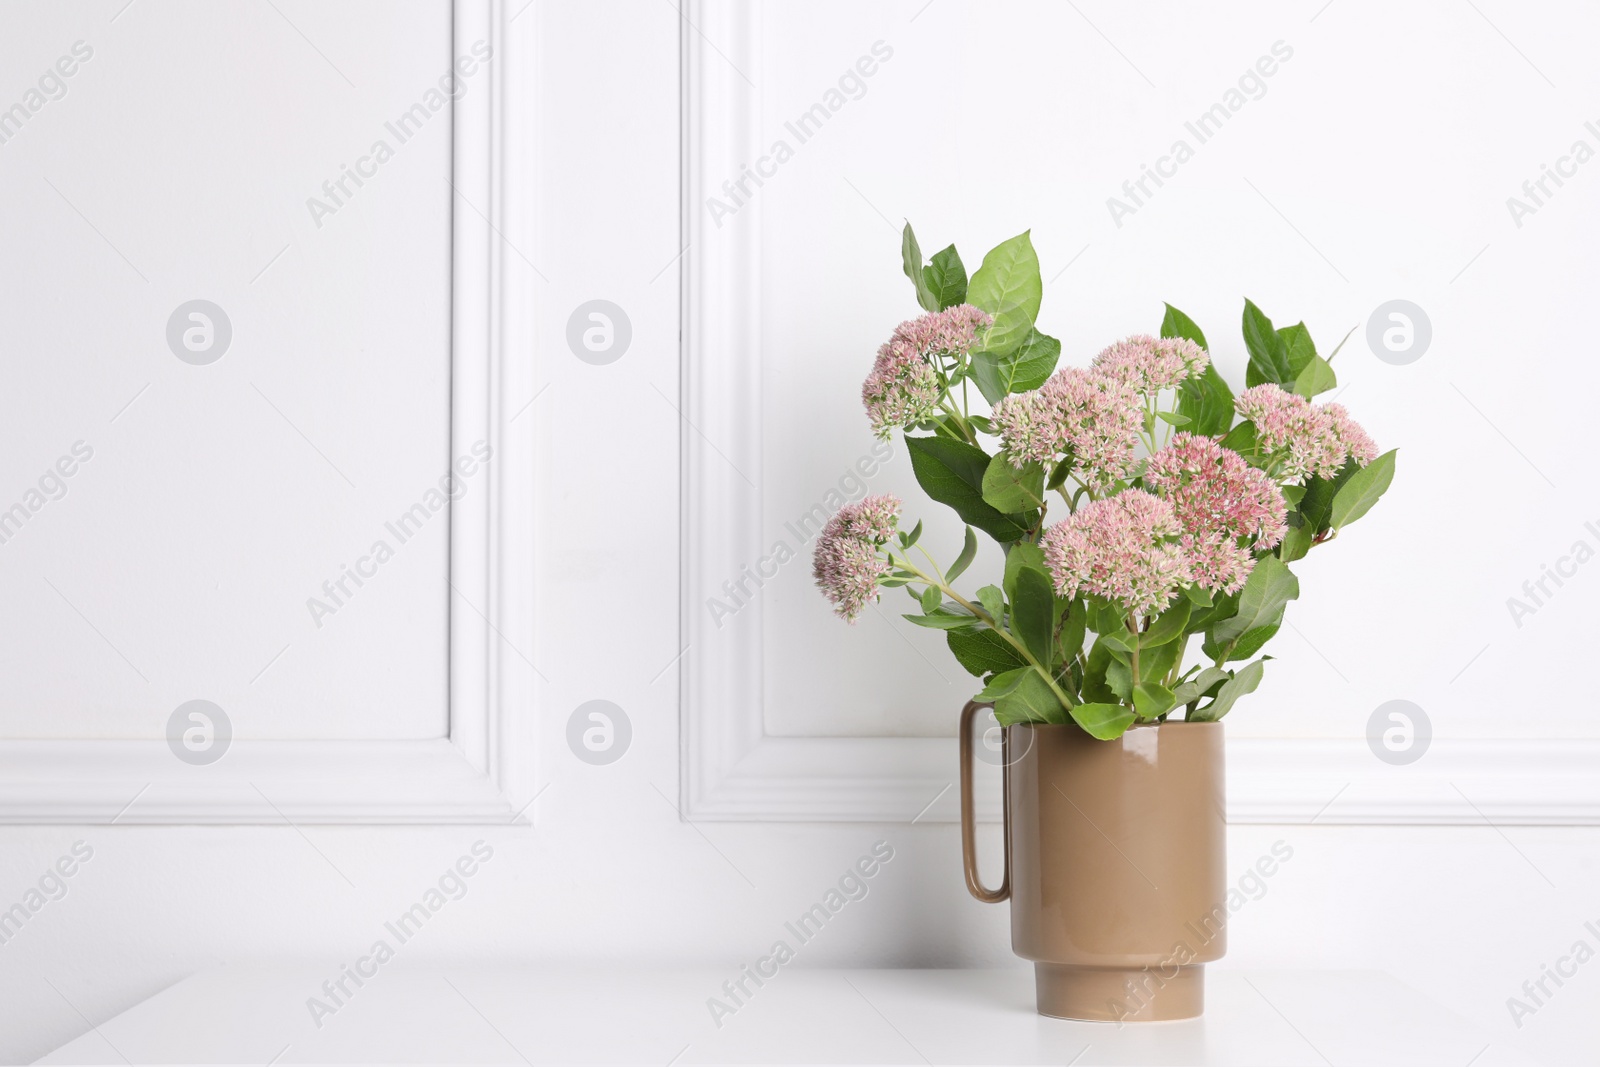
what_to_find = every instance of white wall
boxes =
[758,0,1600,745]
[1,2,1597,1065]
[0,0,455,741]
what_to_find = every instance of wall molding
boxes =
[677,0,1600,827]
[0,0,537,825]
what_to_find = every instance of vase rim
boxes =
[1006,719,1224,733]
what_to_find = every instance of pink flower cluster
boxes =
[862,305,992,438]
[1235,384,1380,481]
[1040,490,1192,617]
[1145,433,1287,594]
[1091,334,1210,393]
[992,367,1142,489]
[812,494,900,623]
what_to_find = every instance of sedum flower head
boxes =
[813,494,900,622]
[1235,383,1379,481]
[1040,489,1193,617]
[992,366,1142,490]
[1145,432,1287,593]
[1092,334,1210,393]
[862,305,992,438]
[1323,403,1379,467]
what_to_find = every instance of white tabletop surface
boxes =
[38,966,1544,1066]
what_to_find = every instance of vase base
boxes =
[1034,963,1205,1022]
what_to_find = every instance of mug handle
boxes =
[959,700,1010,903]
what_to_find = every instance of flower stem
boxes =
[1127,614,1141,696]
[895,549,1076,713]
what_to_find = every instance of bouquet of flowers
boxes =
[813,226,1396,740]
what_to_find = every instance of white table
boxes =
[39,967,1542,1066]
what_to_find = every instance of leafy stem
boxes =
[894,549,1077,712]
[1127,613,1141,692]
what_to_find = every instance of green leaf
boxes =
[903,609,980,630]
[970,328,1060,405]
[1140,637,1182,683]
[1057,600,1087,665]
[1046,455,1074,490]
[1173,666,1228,707]
[1086,596,1126,636]
[920,585,940,613]
[968,352,1007,406]
[1329,449,1397,530]
[1184,585,1215,608]
[1278,521,1314,562]
[977,584,1006,624]
[981,453,1047,513]
[1191,657,1266,721]
[1003,541,1046,603]
[1081,641,1117,704]
[1227,620,1281,662]
[899,519,923,549]
[1188,587,1234,634]
[1099,628,1137,658]
[1292,354,1337,399]
[1157,411,1192,427]
[1325,323,1357,363]
[1298,462,1355,532]
[1242,299,1293,385]
[904,436,1032,542]
[945,526,979,583]
[1220,419,1257,457]
[1175,362,1235,437]
[993,669,1068,726]
[1160,303,1209,350]
[901,223,939,313]
[1209,555,1299,649]
[1068,701,1137,740]
[1105,657,1133,699]
[1010,564,1056,665]
[967,231,1042,357]
[1141,598,1192,648]
[925,244,968,310]
[1005,329,1061,392]
[1280,485,1306,507]
[1133,682,1176,719]
[947,628,1025,677]
[1277,322,1316,377]
[975,667,1029,703]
